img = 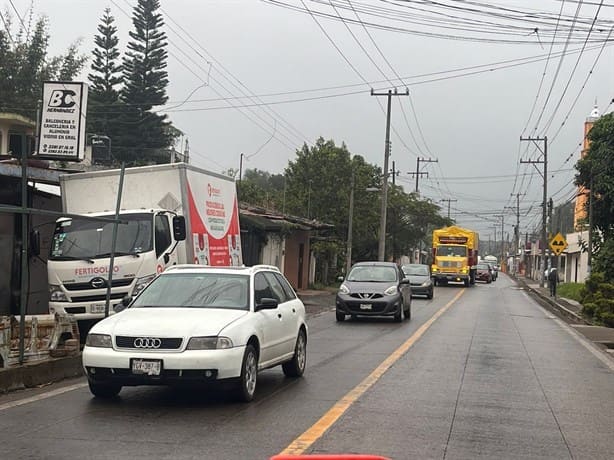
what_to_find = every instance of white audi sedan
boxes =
[82,264,307,402]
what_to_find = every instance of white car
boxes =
[82,264,307,402]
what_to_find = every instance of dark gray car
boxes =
[401,263,434,299]
[335,261,411,322]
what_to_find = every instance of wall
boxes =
[261,233,284,271]
[283,230,310,290]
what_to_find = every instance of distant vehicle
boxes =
[475,263,493,283]
[401,264,434,299]
[336,262,411,322]
[82,264,307,402]
[431,226,479,287]
[487,263,498,281]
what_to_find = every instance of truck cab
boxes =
[47,209,186,323]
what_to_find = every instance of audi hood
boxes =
[90,308,248,338]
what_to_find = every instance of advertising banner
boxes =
[186,170,242,266]
[37,81,88,161]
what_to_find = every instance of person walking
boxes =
[548,267,559,298]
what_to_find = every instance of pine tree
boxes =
[118,0,172,165]
[88,8,122,141]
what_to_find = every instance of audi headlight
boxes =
[133,274,156,297]
[384,285,398,296]
[338,284,350,295]
[49,284,68,302]
[85,333,112,348]
[187,336,233,350]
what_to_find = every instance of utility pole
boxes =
[371,88,409,261]
[587,172,593,277]
[409,157,437,193]
[238,153,244,184]
[346,171,354,274]
[440,198,457,219]
[520,135,548,287]
[505,193,524,274]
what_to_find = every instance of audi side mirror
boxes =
[114,295,132,312]
[256,298,278,311]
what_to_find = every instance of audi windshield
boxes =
[132,273,250,310]
[49,214,153,260]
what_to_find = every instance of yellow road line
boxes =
[280,289,466,455]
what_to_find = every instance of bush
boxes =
[557,283,584,302]
[580,273,614,326]
[582,302,597,318]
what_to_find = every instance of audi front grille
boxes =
[115,336,183,350]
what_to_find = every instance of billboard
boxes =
[37,81,88,161]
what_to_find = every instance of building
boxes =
[0,112,36,158]
[573,105,600,230]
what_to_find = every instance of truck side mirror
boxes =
[30,230,41,257]
[172,216,186,241]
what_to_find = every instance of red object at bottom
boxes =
[270,455,391,460]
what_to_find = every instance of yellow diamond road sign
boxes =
[549,232,568,256]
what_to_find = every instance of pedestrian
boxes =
[548,268,559,298]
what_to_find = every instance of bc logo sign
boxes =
[48,89,77,108]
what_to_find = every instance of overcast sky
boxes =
[6,0,613,239]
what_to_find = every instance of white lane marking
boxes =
[522,287,614,372]
[554,317,614,372]
[0,382,88,412]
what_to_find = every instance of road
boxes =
[1,274,613,459]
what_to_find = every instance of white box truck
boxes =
[47,163,242,323]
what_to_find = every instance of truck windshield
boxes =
[436,245,467,257]
[49,214,153,260]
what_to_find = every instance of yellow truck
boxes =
[431,226,479,287]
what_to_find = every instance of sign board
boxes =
[90,135,112,163]
[549,232,568,256]
[37,81,88,161]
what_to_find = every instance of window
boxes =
[154,214,172,258]
[254,273,274,304]
[274,273,297,300]
[264,272,287,303]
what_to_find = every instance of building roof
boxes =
[0,112,36,128]
[239,204,334,232]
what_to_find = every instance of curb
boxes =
[0,356,84,394]
[513,276,588,324]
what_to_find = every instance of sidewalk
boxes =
[515,275,614,355]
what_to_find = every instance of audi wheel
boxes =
[282,329,307,378]
[88,381,121,399]
[236,344,258,402]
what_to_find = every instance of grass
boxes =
[558,283,584,302]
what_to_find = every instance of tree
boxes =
[0,13,86,121]
[88,8,123,142]
[117,0,173,165]
[576,112,614,278]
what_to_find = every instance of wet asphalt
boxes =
[1,275,613,459]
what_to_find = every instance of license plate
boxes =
[131,359,162,376]
[359,303,372,310]
[91,303,106,314]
